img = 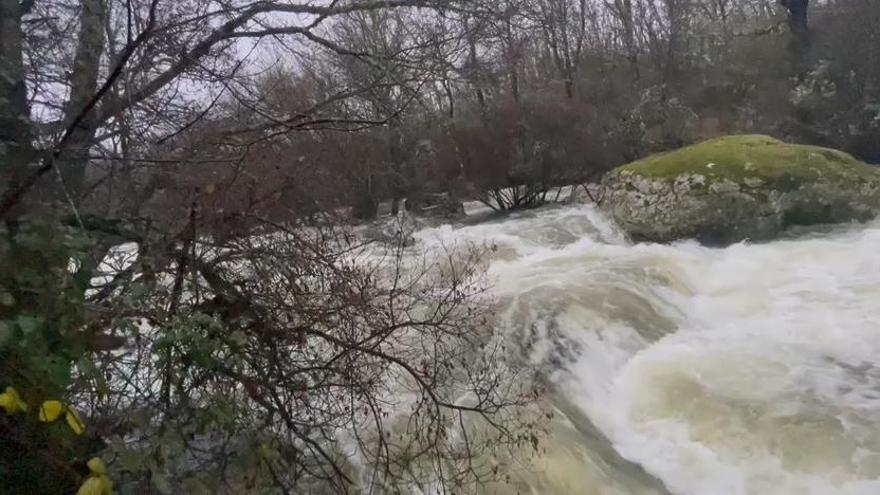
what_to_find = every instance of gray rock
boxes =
[363,213,425,246]
[405,193,465,219]
[602,135,880,245]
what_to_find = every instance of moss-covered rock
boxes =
[602,135,880,245]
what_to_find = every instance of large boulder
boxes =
[602,135,880,245]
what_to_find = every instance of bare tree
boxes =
[532,0,589,97]
[0,2,549,493]
[1,0,473,218]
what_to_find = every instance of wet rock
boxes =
[363,213,425,246]
[405,193,465,219]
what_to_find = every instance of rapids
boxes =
[412,204,880,495]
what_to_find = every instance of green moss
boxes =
[616,135,879,188]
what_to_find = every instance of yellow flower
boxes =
[65,407,85,435]
[39,400,65,422]
[76,475,112,495]
[87,457,106,475]
[0,386,27,415]
[259,442,272,458]
[77,458,112,495]
[38,400,86,436]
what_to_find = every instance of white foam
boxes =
[421,204,880,494]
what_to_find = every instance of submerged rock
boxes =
[602,135,880,245]
[363,213,425,246]
[405,193,466,219]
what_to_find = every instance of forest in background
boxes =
[6,0,880,229]
[2,0,879,493]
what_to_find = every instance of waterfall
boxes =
[412,204,880,495]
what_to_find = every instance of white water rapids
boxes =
[411,204,880,495]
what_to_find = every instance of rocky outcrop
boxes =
[405,193,465,219]
[602,135,880,245]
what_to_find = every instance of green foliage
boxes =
[616,135,880,188]
[0,219,92,396]
[0,219,98,494]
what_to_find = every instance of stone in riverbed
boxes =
[405,193,466,219]
[602,135,880,245]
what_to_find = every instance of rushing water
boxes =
[412,204,880,495]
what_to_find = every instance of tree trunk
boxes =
[59,0,108,200]
[387,114,408,214]
[464,18,487,117]
[664,0,684,83]
[780,0,810,71]
[503,5,520,103]
[621,0,640,79]
[0,0,34,198]
[352,175,379,221]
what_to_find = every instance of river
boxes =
[411,203,880,495]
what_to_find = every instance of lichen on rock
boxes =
[602,135,880,245]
